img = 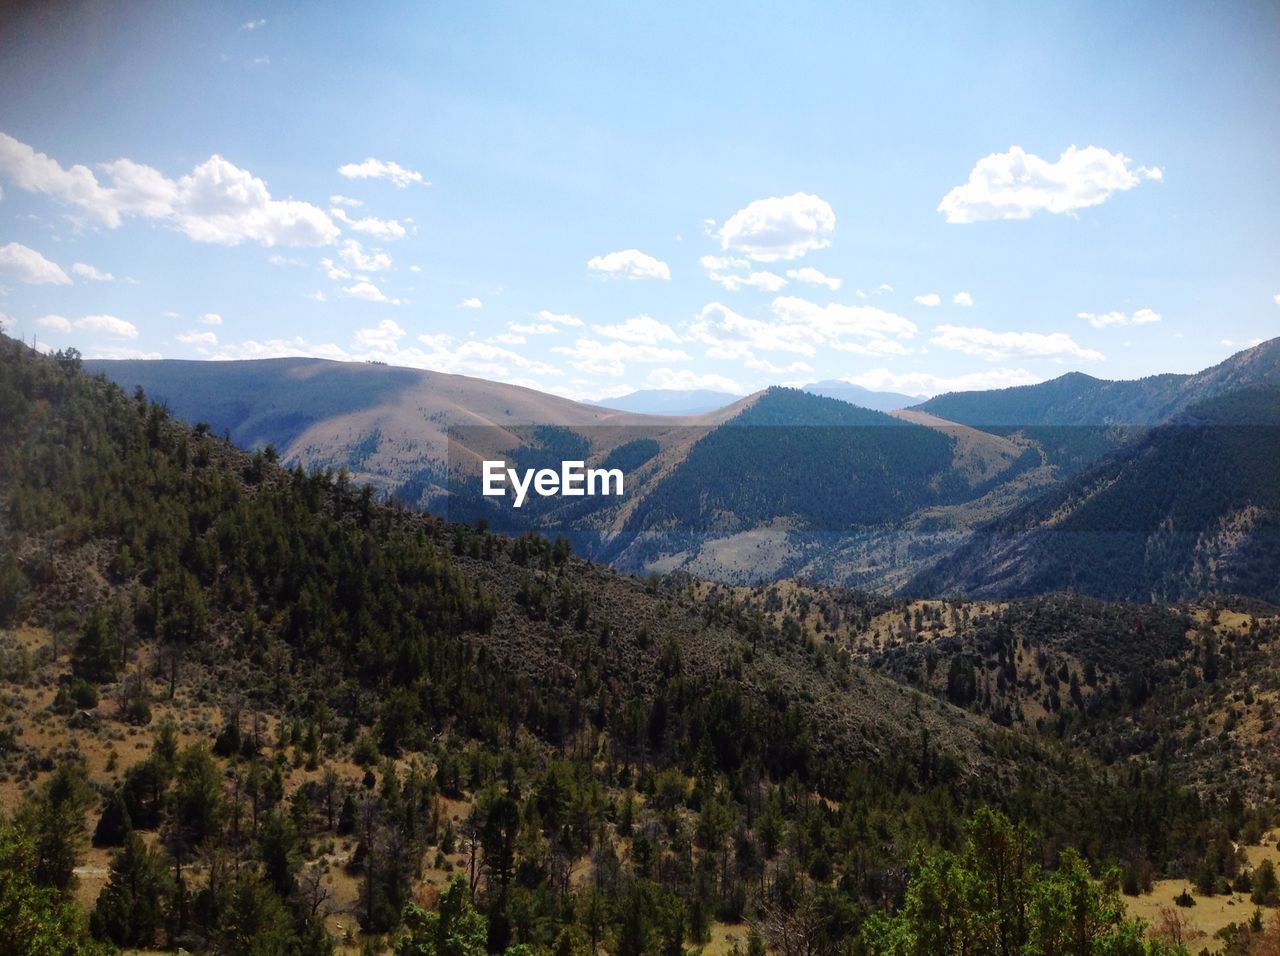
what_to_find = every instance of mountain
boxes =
[3,332,1233,952]
[85,339,1280,599]
[589,387,743,415]
[909,385,1280,602]
[801,379,922,411]
[914,338,1280,427]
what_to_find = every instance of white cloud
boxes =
[242,18,266,30]
[913,293,941,307]
[320,258,351,280]
[0,133,339,246]
[593,314,682,344]
[953,292,974,307]
[493,332,525,345]
[537,310,584,327]
[771,296,918,342]
[707,269,788,292]
[849,367,1044,397]
[587,248,671,280]
[338,239,391,272]
[330,194,362,207]
[353,319,406,351]
[509,322,561,335]
[692,302,819,358]
[646,367,745,394]
[786,267,841,290]
[0,242,70,284]
[699,254,750,271]
[330,207,407,240]
[307,291,326,302]
[1077,308,1162,328]
[1273,293,1280,307]
[176,330,217,348]
[337,158,426,188]
[200,312,223,326]
[717,193,835,262]
[343,280,399,304]
[460,297,483,310]
[75,314,138,339]
[0,313,14,333]
[87,346,162,360]
[939,145,1162,223]
[1219,337,1265,350]
[72,262,114,281]
[554,338,688,376]
[875,283,893,294]
[36,314,71,332]
[930,324,1104,362]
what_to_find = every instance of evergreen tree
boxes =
[89,829,170,947]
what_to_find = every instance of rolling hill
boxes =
[3,331,1238,952]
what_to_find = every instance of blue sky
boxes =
[0,0,1277,399]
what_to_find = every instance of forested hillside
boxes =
[0,335,1260,953]
[909,386,1280,603]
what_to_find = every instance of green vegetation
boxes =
[0,335,1267,952]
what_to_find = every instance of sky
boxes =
[0,0,1277,400]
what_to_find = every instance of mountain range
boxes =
[85,336,1280,602]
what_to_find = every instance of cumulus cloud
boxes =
[953,292,974,307]
[460,298,483,310]
[913,293,941,307]
[200,313,223,326]
[72,262,114,281]
[875,283,893,294]
[707,269,788,292]
[1077,308,1161,328]
[75,314,138,339]
[939,145,1162,223]
[690,297,918,370]
[36,314,71,332]
[0,133,339,246]
[930,324,1104,362]
[176,330,218,348]
[786,267,841,290]
[587,249,671,280]
[717,193,835,262]
[692,302,819,359]
[0,241,70,284]
[330,207,407,240]
[593,314,682,344]
[554,338,688,377]
[647,367,744,394]
[337,158,427,188]
[1273,293,1280,307]
[847,367,1043,397]
[343,280,399,304]
[338,239,391,272]
[771,296,918,342]
[352,319,406,351]
[537,310,584,327]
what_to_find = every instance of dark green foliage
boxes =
[71,607,119,683]
[0,335,1244,952]
[912,387,1280,603]
[0,818,112,955]
[862,808,1183,955]
[626,388,963,533]
[89,830,170,947]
